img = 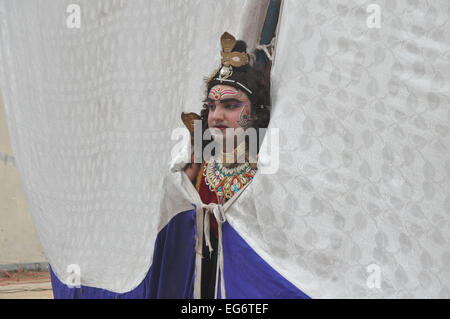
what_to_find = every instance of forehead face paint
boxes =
[208,86,239,101]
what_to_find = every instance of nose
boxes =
[211,105,225,122]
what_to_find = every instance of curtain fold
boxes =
[0,0,270,294]
[227,0,450,298]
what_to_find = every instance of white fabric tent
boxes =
[0,0,449,298]
[0,0,269,293]
[241,0,450,298]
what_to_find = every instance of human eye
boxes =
[203,100,215,110]
[224,103,240,109]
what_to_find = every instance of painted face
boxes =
[205,85,253,150]
[205,84,253,131]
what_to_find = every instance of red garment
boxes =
[196,161,220,238]
[195,160,256,239]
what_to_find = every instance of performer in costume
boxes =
[182,32,271,298]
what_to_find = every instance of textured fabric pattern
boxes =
[226,0,450,298]
[1,0,449,298]
[222,221,310,299]
[50,208,197,299]
[0,0,268,293]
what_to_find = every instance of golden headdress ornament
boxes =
[207,32,249,82]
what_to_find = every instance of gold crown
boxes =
[220,32,249,68]
[206,32,249,82]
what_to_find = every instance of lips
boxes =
[214,126,228,130]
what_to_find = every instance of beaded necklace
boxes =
[203,159,256,205]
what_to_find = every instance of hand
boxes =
[184,154,201,183]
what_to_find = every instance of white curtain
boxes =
[0,0,268,293]
[228,0,450,298]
